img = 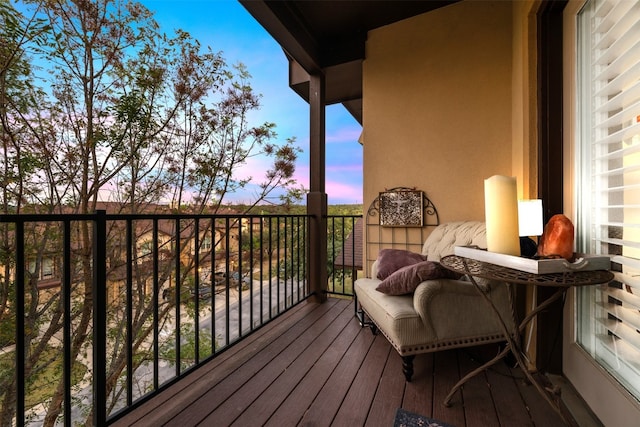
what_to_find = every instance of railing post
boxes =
[93,210,107,425]
[15,220,25,427]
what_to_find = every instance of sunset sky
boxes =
[144,0,364,205]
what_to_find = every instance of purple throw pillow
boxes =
[376,249,426,280]
[376,261,462,295]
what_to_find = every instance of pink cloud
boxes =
[326,127,362,144]
[326,163,362,173]
[326,179,362,204]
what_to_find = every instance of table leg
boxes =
[507,286,571,425]
[445,262,571,424]
[444,344,512,406]
[443,263,519,406]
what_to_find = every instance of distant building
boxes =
[333,217,363,271]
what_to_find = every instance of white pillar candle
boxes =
[484,175,521,256]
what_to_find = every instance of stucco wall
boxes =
[362,0,514,226]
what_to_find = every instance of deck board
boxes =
[368,348,406,427]
[111,298,571,427]
[297,322,376,427]
[332,334,392,426]
[432,351,467,426]
[228,301,356,426]
[197,299,348,426]
[401,347,434,416]
[458,350,500,427]
[487,357,534,425]
[264,310,362,426]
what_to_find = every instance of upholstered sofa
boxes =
[354,221,516,381]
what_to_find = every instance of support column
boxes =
[307,73,328,303]
[536,0,565,374]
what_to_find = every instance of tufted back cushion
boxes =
[421,221,486,261]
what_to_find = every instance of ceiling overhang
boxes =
[240,1,459,124]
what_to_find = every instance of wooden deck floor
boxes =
[111,297,575,427]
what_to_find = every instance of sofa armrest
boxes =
[413,279,514,340]
[413,278,479,312]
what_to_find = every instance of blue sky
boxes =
[144,0,364,205]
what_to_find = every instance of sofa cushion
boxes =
[376,248,425,279]
[376,261,460,295]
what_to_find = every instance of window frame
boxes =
[562,1,640,424]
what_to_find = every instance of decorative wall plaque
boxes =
[379,190,424,227]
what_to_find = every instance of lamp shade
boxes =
[518,199,543,237]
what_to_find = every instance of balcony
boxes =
[112,298,571,427]
[1,211,582,426]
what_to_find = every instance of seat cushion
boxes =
[355,278,435,354]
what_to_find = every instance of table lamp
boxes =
[518,199,543,257]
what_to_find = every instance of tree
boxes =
[0,2,63,426]
[0,1,302,425]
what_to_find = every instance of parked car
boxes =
[230,272,250,284]
[212,271,250,290]
[230,272,251,290]
[190,285,212,300]
[213,271,226,286]
[162,284,212,301]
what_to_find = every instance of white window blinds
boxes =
[577,0,640,400]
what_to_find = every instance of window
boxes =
[576,0,640,401]
[42,258,54,278]
[139,240,153,258]
[201,236,212,252]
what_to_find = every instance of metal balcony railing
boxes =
[326,215,362,298]
[0,211,361,426]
